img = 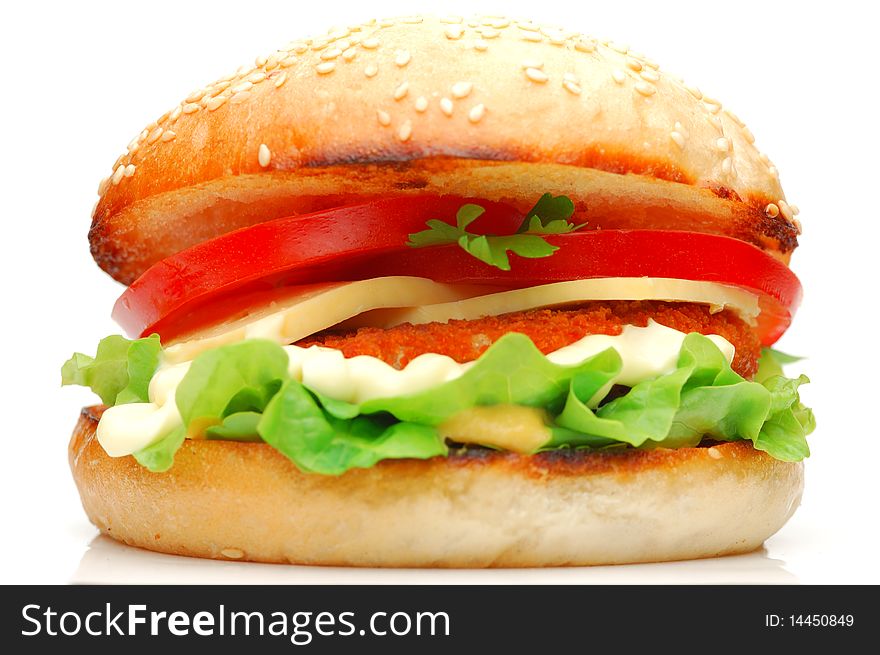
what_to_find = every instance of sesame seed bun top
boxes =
[90,15,800,285]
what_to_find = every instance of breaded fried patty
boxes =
[300,300,761,379]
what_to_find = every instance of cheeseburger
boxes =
[63,15,814,566]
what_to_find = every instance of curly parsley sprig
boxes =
[406,193,583,271]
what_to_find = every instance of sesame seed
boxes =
[185,89,206,103]
[394,50,411,67]
[320,48,342,60]
[206,95,228,111]
[742,127,755,144]
[255,55,268,67]
[481,28,500,39]
[247,71,267,84]
[258,144,271,167]
[445,25,464,39]
[716,137,731,152]
[97,177,110,195]
[708,115,723,129]
[147,127,163,144]
[674,121,689,138]
[703,97,722,113]
[468,103,486,123]
[575,39,596,53]
[361,37,380,49]
[684,84,702,99]
[364,64,378,78]
[612,69,626,84]
[230,91,252,104]
[521,59,543,70]
[563,81,582,95]
[311,39,330,51]
[765,203,780,218]
[721,157,732,174]
[221,548,244,559]
[759,152,770,164]
[182,103,200,114]
[778,200,793,221]
[231,81,253,94]
[342,47,357,61]
[316,62,336,74]
[635,81,656,96]
[211,80,231,94]
[608,42,629,54]
[415,96,428,112]
[793,218,802,233]
[274,72,288,88]
[670,131,686,149]
[451,81,472,98]
[563,72,578,83]
[643,58,660,70]
[440,97,454,116]
[707,447,723,460]
[393,81,409,100]
[474,39,489,51]
[169,105,182,122]
[280,54,298,68]
[161,131,176,142]
[626,58,643,72]
[517,22,540,32]
[377,109,391,126]
[140,129,149,140]
[124,164,136,177]
[398,120,412,142]
[525,67,549,83]
[265,51,284,69]
[111,165,125,185]
[791,205,800,216]
[440,16,463,24]
[291,42,308,54]
[400,16,422,24]
[640,69,660,82]
[520,32,542,42]
[725,109,745,127]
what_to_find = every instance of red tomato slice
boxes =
[113,198,802,346]
[335,231,801,345]
[112,196,522,338]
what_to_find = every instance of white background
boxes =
[1,0,878,584]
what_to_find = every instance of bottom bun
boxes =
[70,406,803,567]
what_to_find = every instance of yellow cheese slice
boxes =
[348,277,758,329]
[163,277,492,364]
[164,276,758,364]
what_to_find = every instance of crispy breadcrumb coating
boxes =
[300,301,760,378]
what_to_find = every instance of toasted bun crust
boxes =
[91,15,799,284]
[70,407,803,567]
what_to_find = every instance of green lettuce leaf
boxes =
[132,426,185,473]
[354,333,615,424]
[549,333,814,457]
[258,379,447,474]
[174,339,289,429]
[755,347,805,384]
[205,411,264,441]
[64,327,815,475]
[61,334,161,405]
